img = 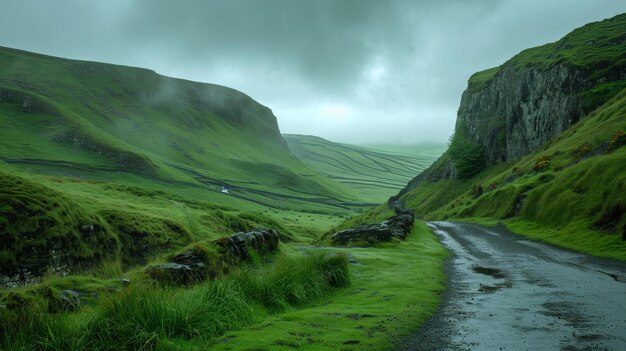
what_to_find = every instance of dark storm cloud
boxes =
[0,0,624,144]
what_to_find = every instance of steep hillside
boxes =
[0,47,368,286]
[0,46,360,211]
[393,14,626,260]
[284,134,444,202]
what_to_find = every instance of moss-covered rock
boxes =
[147,228,280,285]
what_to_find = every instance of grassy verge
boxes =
[461,217,626,261]
[0,252,349,350]
[211,221,448,350]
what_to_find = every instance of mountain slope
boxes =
[284,134,444,202]
[0,46,360,210]
[0,47,367,285]
[393,14,626,260]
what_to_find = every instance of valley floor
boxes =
[402,222,626,350]
[210,222,448,350]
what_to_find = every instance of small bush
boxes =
[572,142,592,159]
[533,155,551,171]
[448,131,485,179]
[511,167,525,177]
[607,130,625,153]
[472,185,483,198]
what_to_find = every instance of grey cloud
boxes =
[0,0,624,144]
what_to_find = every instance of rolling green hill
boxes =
[1,46,450,350]
[0,46,376,283]
[0,46,362,213]
[284,134,444,202]
[391,13,626,260]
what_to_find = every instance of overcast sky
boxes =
[1,1,624,144]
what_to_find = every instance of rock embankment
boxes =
[147,228,280,285]
[331,202,414,246]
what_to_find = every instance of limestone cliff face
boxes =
[458,65,589,165]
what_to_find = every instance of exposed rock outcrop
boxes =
[331,223,393,245]
[216,228,280,263]
[0,223,106,289]
[383,209,415,240]
[458,64,591,166]
[331,204,414,246]
[147,228,280,285]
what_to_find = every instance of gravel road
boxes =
[400,221,626,351]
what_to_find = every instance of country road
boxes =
[401,222,626,351]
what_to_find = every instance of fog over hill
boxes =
[1,0,624,144]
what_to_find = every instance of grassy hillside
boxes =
[284,134,444,202]
[0,45,390,292]
[467,13,626,103]
[391,14,626,261]
[403,87,626,260]
[0,46,452,350]
[0,46,362,213]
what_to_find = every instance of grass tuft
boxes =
[1,251,349,350]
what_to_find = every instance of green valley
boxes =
[0,45,446,350]
[284,134,444,203]
[1,5,626,351]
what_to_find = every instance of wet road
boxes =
[401,222,626,351]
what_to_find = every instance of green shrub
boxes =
[532,155,551,171]
[607,130,625,153]
[571,142,592,159]
[448,133,485,178]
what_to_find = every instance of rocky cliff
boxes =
[394,13,626,199]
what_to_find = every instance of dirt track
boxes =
[400,222,626,351]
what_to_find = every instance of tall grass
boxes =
[1,252,349,350]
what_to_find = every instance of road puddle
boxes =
[472,265,506,279]
[478,284,500,293]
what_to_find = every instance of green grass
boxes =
[0,161,361,287]
[284,134,444,203]
[466,66,501,93]
[0,41,448,351]
[403,88,626,260]
[1,252,350,350]
[210,221,448,350]
[0,45,363,214]
[396,15,626,261]
[467,14,626,111]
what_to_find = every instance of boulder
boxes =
[331,205,415,246]
[331,223,393,245]
[58,290,81,311]
[147,228,280,285]
[383,211,415,240]
[42,288,82,312]
[216,228,280,262]
[146,263,195,285]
